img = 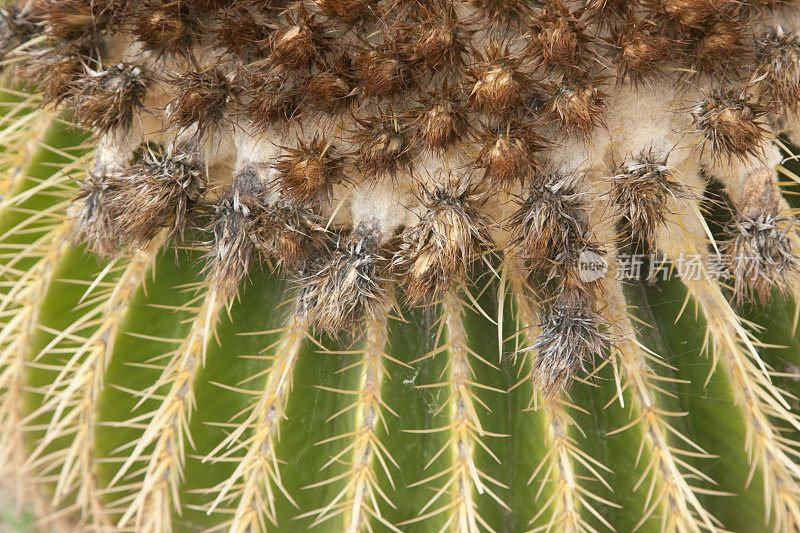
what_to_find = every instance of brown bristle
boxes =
[548,79,605,136]
[299,67,353,114]
[212,9,269,61]
[613,18,673,81]
[744,0,800,7]
[723,213,799,304]
[468,45,528,115]
[755,27,800,113]
[352,114,411,178]
[297,224,388,334]
[43,0,127,40]
[274,137,347,202]
[583,0,637,19]
[528,292,610,395]
[355,44,411,99]
[246,71,299,130]
[475,123,541,187]
[692,18,744,76]
[267,12,328,70]
[691,89,769,162]
[509,173,582,265]
[73,172,122,258]
[73,62,150,135]
[184,0,235,11]
[749,0,800,5]
[206,190,266,298]
[654,0,722,29]
[167,67,238,136]
[106,145,206,246]
[527,3,593,74]
[134,1,195,54]
[405,3,467,68]
[508,172,602,294]
[468,0,530,29]
[0,6,41,59]
[314,0,369,24]
[608,154,693,247]
[392,181,490,305]
[20,44,92,108]
[202,158,314,295]
[257,198,322,270]
[409,83,469,151]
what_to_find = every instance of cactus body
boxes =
[2,1,800,533]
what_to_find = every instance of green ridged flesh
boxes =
[2,112,798,532]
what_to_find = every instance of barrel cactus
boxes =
[3,0,800,532]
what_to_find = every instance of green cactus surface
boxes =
[3,1,800,533]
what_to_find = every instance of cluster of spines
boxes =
[724,212,799,303]
[16,1,797,158]
[508,171,610,393]
[392,181,490,306]
[300,310,401,532]
[298,223,389,335]
[204,168,322,298]
[607,153,694,250]
[74,142,206,257]
[1,219,75,523]
[402,290,509,532]
[594,236,723,533]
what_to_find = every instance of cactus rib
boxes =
[111,284,225,532]
[204,314,307,531]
